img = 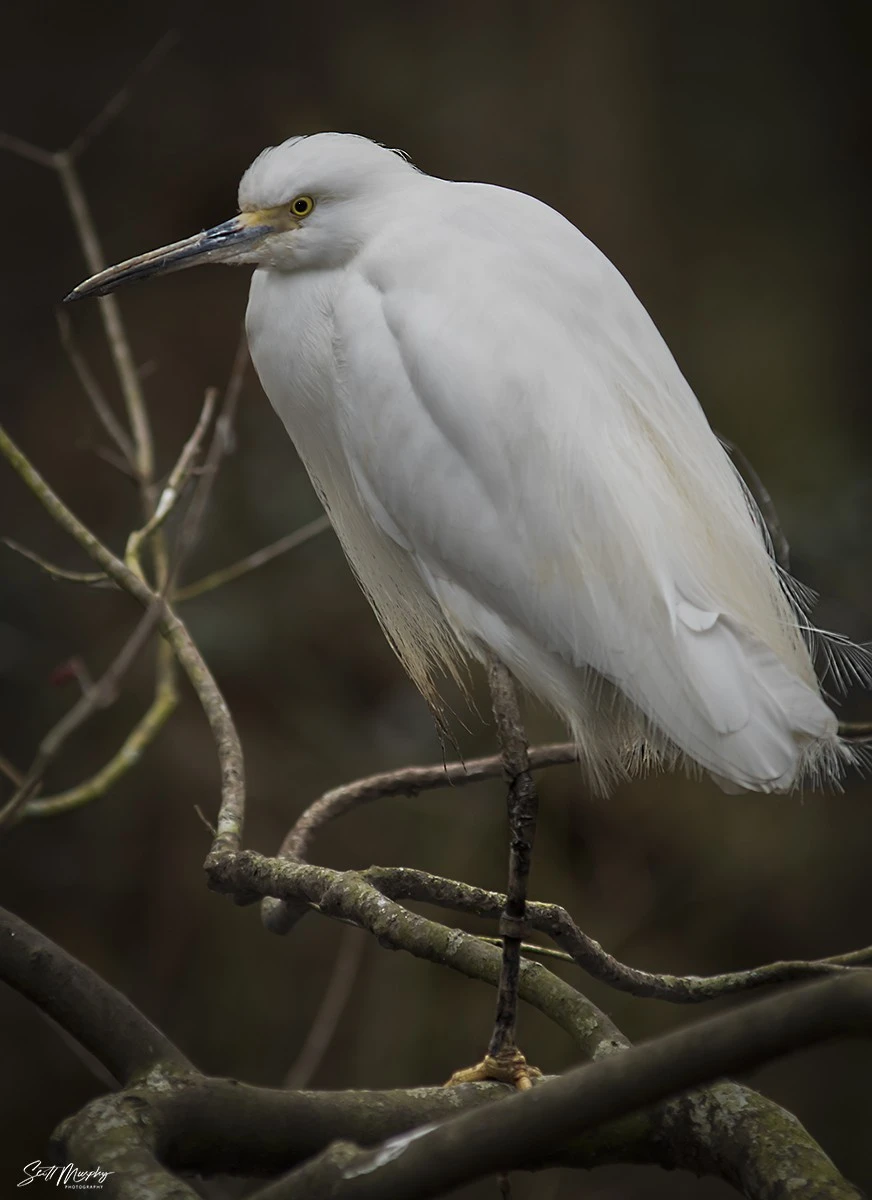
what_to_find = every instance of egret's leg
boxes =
[447,655,543,1090]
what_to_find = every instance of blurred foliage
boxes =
[0,2,870,1196]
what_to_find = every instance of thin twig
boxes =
[2,85,182,824]
[284,926,366,1089]
[55,153,156,494]
[0,600,164,830]
[214,327,250,455]
[283,743,576,863]
[476,936,575,965]
[85,443,137,478]
[2,538,110,587]
[57,309,135,468]
[166,334,248,594]
[21,647,178,822]
[125,388,218,580]
[0,131,54,167]
[0,421,246,851]
[0,752,24,788]
[176,515,332,603]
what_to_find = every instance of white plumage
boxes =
[72,133,869,795]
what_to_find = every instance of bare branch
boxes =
[21,643,179,822]
[55,154,157,493]
[3,537,110,587]
[60,1092,200,1200]
[125,388,217,579]
[55,1066,857,1200]
[0,600,164,830]
[175,515,332,603]
[0,905,192,1084]
[57,309,135,468]
[0,131,55,167]
[284,742,576,863]
[84,442,137,478]
[253,974,872,1200]
[209,849,627,1061]
[0,751,24,788]
[165,332,249,595]
[284,926,366,1089]
[216,325,250,453]
[261,741,576,935]
[365,865,872,1004]
[0,422,246,850]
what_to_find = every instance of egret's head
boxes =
[65,134,418,300]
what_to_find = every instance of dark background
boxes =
[1,2,870,1196]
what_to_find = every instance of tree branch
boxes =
[57,309,135,470]
[250,973,871,1200]
[0,906,192,1085]
[2,537,110,588]
[261,741,577,935]
[49,995,862,1199]
[0,600,164,829]
[175,514,332,603]
[365,865,872,1003]
[21,644,179,821]
[124,388,217,580]
[0,421,246,851]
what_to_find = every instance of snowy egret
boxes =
[68,133,869,1081]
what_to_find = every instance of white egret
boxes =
[68,132,869,1082]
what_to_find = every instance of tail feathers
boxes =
[432,574,855,795]
[666,604,841,792]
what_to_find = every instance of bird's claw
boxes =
[445,1047,543,1091]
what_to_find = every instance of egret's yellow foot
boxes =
[445,1047,542,1091]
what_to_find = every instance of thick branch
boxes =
[0,906,192,1085]
[253,974,871,1200]
[211,849,626,1060]
[59,1092,198,1200]
[208,849,863,1195]
[54,1049,854,1198]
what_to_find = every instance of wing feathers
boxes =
[325,191,853,793]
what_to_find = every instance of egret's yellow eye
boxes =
[290,195,315,217]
